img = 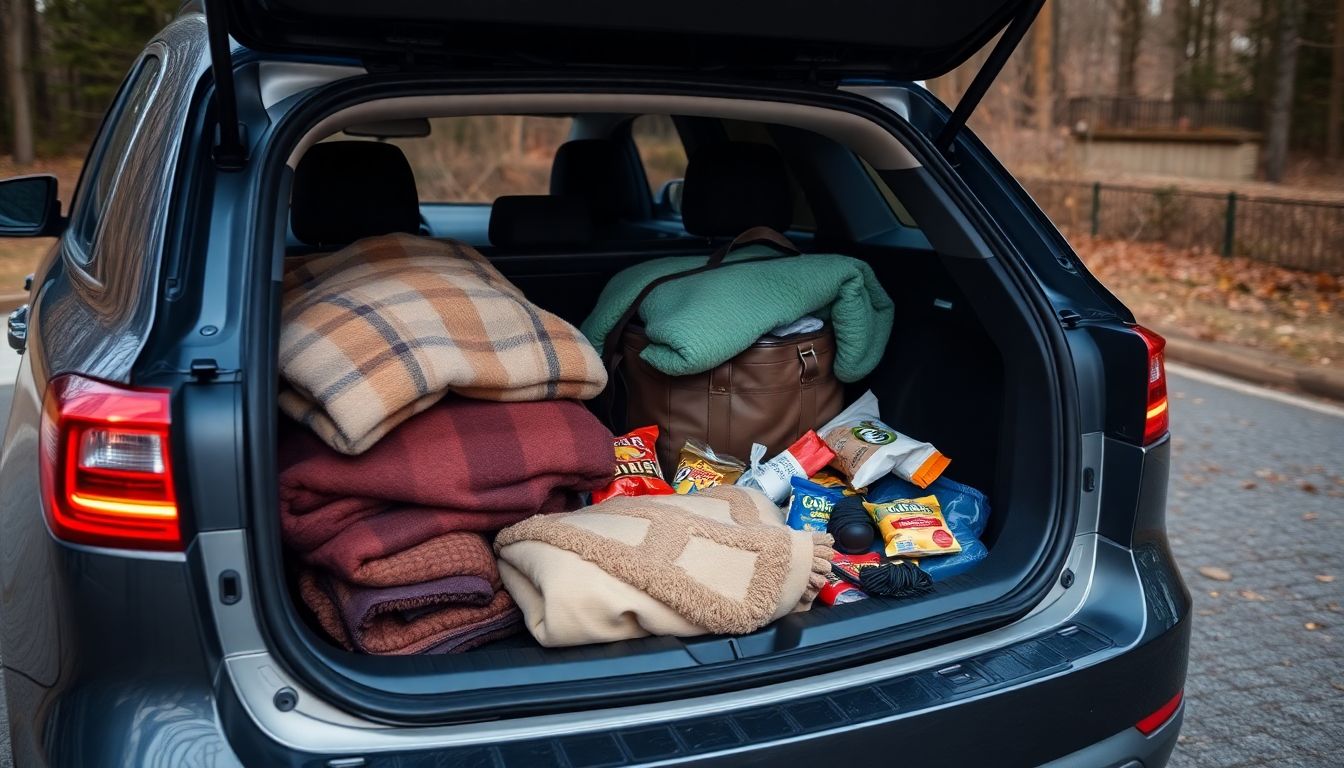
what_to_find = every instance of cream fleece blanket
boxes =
[495,485,833,647]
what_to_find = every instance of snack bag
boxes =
[785,477,845,532]
[592,426,675,504]
[819,390,949,489]
[737,430,837,504]
[864,495,963,558]
[818,568,868,605]
[808,468,865,496]
[672,440,745,494]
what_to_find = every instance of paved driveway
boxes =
[0,360,1339,767]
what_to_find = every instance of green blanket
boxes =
[581,245,894,381]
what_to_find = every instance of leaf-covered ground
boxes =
[1073,235,1343,370]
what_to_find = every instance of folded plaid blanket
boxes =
[495,485,833,647]
[279,397,615,582]
[281,233,607,455]
[298,531,522,655]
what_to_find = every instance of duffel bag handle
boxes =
[600,226,801,430]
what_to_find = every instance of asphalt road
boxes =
[0,360,1339,767]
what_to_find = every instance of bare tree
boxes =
[1116,0,1145,96]
[2,0,35,164]
[1033,0,1055,131]
[1264,0,1302,181]
[1328,0,1344,159]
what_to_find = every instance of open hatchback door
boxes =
[205,0,1045,162]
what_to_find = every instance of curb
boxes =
[1160,329,1344,403]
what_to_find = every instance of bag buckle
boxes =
[798,344,819,383]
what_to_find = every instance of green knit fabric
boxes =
[580,245,894,381]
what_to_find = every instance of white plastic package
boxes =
[818,390,949,489]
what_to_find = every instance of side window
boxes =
[632,115,688,202]
[66,57,162,263]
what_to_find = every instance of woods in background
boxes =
[1,0,1342,184]
[1,0,176,163]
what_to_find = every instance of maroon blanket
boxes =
[296,530,521,655]
[280,397,614,581]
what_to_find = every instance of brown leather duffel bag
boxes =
[603,227,844,471]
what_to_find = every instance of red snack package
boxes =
[592,425,675,504]
[818,568,869,605]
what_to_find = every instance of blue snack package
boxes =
[785,476,845,532]
[865,474,991,581]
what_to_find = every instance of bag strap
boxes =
[600,226,801,360]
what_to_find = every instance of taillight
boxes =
[1134,326,1169,445]
[1136,690,1183,735]
[40,374,180,551]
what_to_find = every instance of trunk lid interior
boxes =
[221,0,1034,80]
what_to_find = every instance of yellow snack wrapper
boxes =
[864,495,962,558]
[672,440,745,494]
[808,468,865,496]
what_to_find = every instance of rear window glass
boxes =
[386,116,573,203]
[632,115,687,195]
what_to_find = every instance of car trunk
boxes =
[221,0,1073,726]
[261,222,1071,722]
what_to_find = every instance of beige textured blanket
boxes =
[280,233,606,454]
[495,485,833,647]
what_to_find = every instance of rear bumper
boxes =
[211,528,1190,768]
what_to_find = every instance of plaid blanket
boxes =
[281,233,607,455]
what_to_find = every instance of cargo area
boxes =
[256,98,1075,717]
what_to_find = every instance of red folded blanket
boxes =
[280,397,615,581]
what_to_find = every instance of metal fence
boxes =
[1064,97,1263,133]
[1022,178,1344,274]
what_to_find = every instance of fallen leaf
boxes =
[1305,622,1321,631]
[1318,575,1336,583]
[1304,512,1320,521]
[1239,590,1268,601]
[1301,482,1319,494]
[1199,566,1232,582]
[1242,481,1258,490]
[1208,591,1221,598]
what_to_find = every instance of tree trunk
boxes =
[2,0,35,165]
[1264,0,1302,182]
[1327,0,1344,159]
[1116,0,1144,97]
[1032,0,1054,133]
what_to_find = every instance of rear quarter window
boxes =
[66,56,163,265]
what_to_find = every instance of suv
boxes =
[0,2,1189,766]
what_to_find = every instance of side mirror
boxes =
[655,178,684,216]
[0,175,63,237]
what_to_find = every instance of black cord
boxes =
[857,560,933,597]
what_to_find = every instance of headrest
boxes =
[291,141,420,246]
[550,139,643,222]
[488,195,594,249]
[681,142,792,237]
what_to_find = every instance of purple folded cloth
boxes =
[424,606,526,654]
[337,574,494,640]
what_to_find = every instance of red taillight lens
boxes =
[39,374,180,551]
[1134,325,1169,445]
[1136,690,1183,735]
